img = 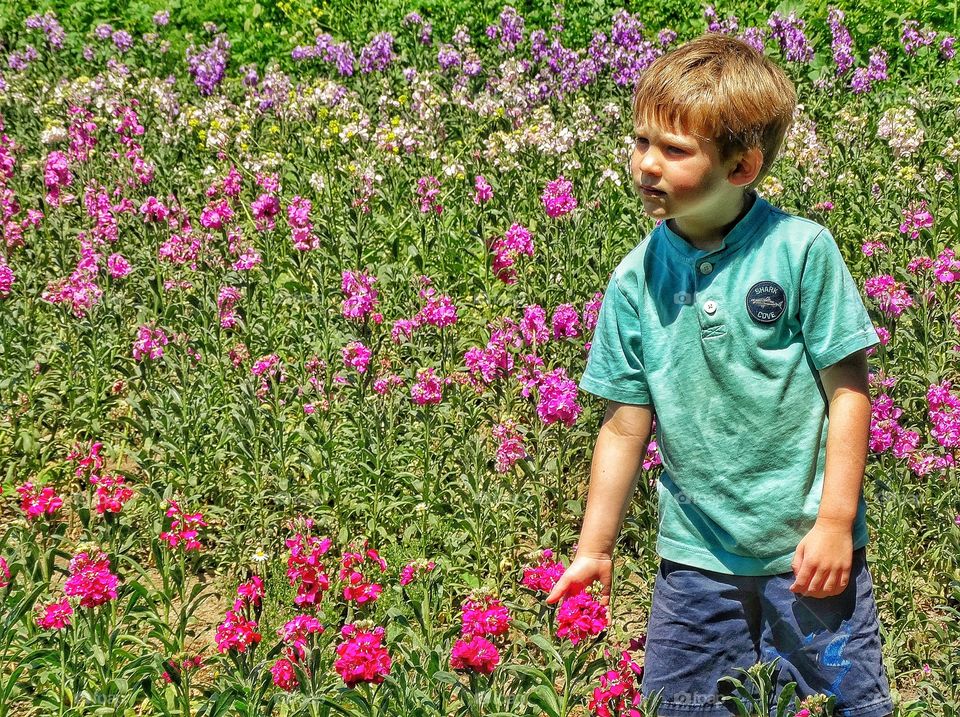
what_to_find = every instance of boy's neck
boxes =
[668,190,757,253]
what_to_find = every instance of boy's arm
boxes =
[789,348,871,598]
[576,400,654,559]
[817,348,872,527]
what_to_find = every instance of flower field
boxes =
[0,2,959,715]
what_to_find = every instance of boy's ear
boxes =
[727,147,764,187]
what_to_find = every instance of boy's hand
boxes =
[544,555,613,607]
[789,518,853,599]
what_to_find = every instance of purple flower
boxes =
[768,11,813,63]
[359,32,395,73]
[827,7,854,75]
[542,176,577,218]
[536,368,582,426]
[186,33,231,96]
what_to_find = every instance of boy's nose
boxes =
[637,150,661,176]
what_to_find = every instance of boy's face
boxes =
[629,115,761,243]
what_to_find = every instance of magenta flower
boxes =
[411,368,443,405]
[132,325,169,362]
[865,275,914,317]
[899,200,934,239]
[551,303,581,340]
[342,341,373,374]
[451,635,501,674]
[521,549,565,594]
[286,533,333,607]
[91,474,134,514]
[64,551,119,608]
[416,175,443,215]
[473,175,493,205]
[416,286,458,328]
[271,656,299,691]
[460,592,512,639]
[339,545,387,604]
[0,556,8,589]
[106,253,131,278]
[334,623,392,687]
[16,481,63,520]
[36,598,74,630]
[542,176,578,218]
[341,270,380,322]
[492,419,527,473]
[236,575,265,607]
[536,367,582,426]
[159,500,207,552]
[399,558,436,586]
[279,613,325,659]
[215,607,261,653]
[555,590,608,645]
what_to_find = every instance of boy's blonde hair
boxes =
[632,33,797,190]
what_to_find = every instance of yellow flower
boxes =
[268,125,280,134]
[328,120,339,134]
[210,119,221,130]
[397,94,407,105]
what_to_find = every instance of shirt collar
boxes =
[659,190,767,262]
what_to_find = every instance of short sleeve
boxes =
[579,274,652,405]
[799,229,880,371]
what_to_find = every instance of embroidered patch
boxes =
[746,281,786,323]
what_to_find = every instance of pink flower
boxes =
[399,559,436,586]
[411,368,443,405]
[0,556,9,589]
[551,303,581,340]
[416,286,458,328]
[0,259,14,298]
[334,623,392,687]
[492,419,527,473]
[251,193,281,231]
[342,341,373,374]
[451,635,501,674]
[287,196,320,251]
[898,200,934,239]
[64,551,119,608]
[215,607,261,653]
[159,500,207,552]
[271,656,299,691]
[132,325,169,361]
[542,176,577,218]
[236,575,265,606]
[91,474,134,514]
[286,533,333,607]
[536,367,582,426]
[36,598,73,630]
[460,593,512,639]
[521,304,549,346]
[587,650,644,717]
[339,545,387,604]
[582,292,603,333]
[16,482,63,519]
[217,286,242,329]
[521,549,565,594]
[106,253,131,278]
[473,175,493,205]
[416,175,443,215]
[279,614,325,659]
[556,590,608,645]
[341,270,379,322]
[865,275,914,317]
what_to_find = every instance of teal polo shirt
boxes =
[579,191,880,576]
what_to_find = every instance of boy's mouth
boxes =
[641,186,666,197]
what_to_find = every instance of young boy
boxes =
[545,34,893,717]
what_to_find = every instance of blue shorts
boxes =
[640,546,893,717]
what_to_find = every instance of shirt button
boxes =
[699,261,714,275]
[704,300,718,315]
